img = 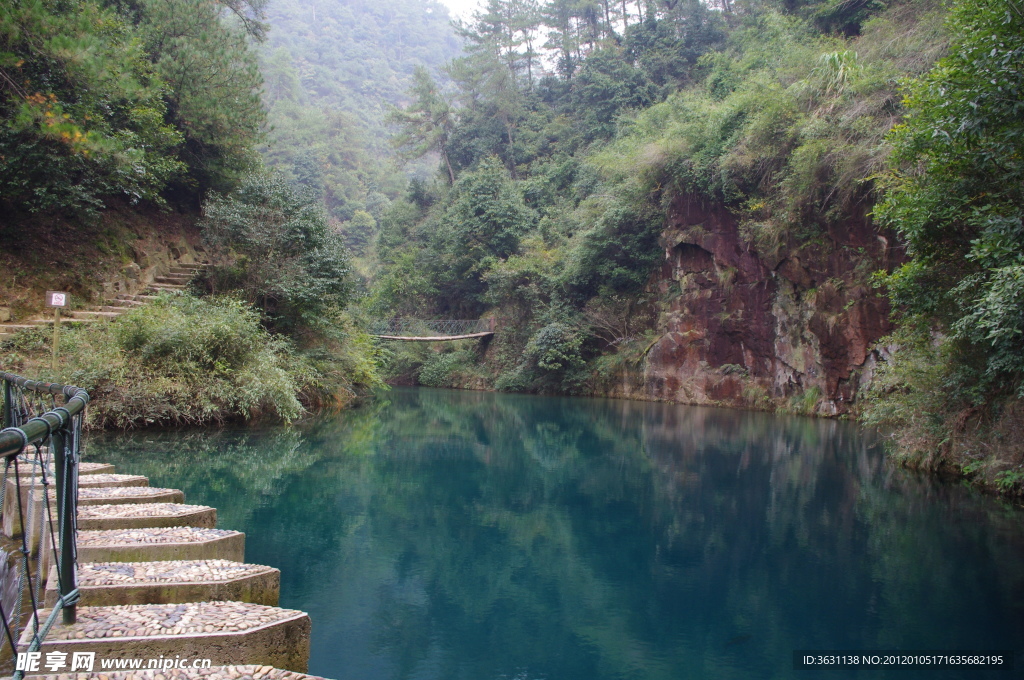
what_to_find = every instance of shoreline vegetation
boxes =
[1,0,1021,498]
[0,293,383,429]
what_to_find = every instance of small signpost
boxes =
[45,291,69,372]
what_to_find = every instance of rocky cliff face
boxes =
[630,194,896,415]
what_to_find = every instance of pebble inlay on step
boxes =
[80,527,236,546]
[77,503,216,531]
[75,486,185,505]
[9,461,115,476]
[4,475,150,541]
[22,602,311,672]
[45,559,281,607]
[77,473,148,488]
[5,472,143,498]
[17,665,329,680]
[5,489,190,548]
[4,489,187,547]
[40,601,302,639]
[76,526,245,563]
[76,560,273,586]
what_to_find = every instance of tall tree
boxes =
[542,0,582,78]
[388,66,458,184]
[134,0,267,192]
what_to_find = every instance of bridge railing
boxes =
[0,372,88,676]
[369,319,494,337]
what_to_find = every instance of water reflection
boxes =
[89,388,1024,680]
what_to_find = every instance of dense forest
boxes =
[358,0,1023,492]
[259,0,462,237]
[0,0,1021,493]
[0,0,383,424]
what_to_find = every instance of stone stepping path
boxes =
[75,526,246,564]
[13,449,321,677]
[45,560,280,607]
[21,602,310,671]
[5,488,186,547]
[13,665,328,679]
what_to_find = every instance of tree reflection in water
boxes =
[90,388,1024,680]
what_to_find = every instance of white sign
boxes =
[45,291,69,308]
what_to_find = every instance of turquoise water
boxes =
[88,388,1024,679]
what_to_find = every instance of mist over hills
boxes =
[260,0,464,222]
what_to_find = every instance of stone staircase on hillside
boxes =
[0,263,208,343]
[1,453,324,679]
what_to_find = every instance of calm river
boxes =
[88,388,1024,679]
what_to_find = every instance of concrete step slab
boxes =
[76,527,245,563]
[8,461,115,476]
[77,503,216,531]
[3,474,147,534]
[19,601,311,672]
[0,323,49,330]
[46,559,280,607]
[77,486,184,505]
[14,665,329,679]
[3,485,180,542]
[3,317,99,327]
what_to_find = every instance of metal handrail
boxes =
[369,319,495,336]
[1,375,89,459]
[1,372,88,676]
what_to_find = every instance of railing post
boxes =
[52,426,77,624]
[2,378,11,428]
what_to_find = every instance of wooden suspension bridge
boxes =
[369,318,496,341]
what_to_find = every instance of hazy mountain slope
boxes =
[260,0,463,225]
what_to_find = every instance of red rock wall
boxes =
[632,194,896,415]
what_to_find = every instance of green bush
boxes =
[200,171,353,332]
[418,350,475,388]
[524,323,584,373]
